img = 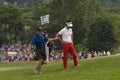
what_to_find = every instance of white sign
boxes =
[8,52,17,55]
[40,14,49,25]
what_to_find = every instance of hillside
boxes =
[2,0,120,8]
[1,0,51,7]
[99,0,120,8]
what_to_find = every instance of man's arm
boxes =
[27,44,32,52]
[71,34,74,44]
[71,34,73,42]
[27,44,32,56]
[48,33,61,42]
[53,33,61,41]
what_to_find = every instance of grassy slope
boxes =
[0,55,120,80]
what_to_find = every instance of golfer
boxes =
[51,20,78,69]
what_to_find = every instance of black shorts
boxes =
[33,48,46,61]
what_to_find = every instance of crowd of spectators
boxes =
[0,43,30,62]
[0,43,28,52]
[0,43,111,62]
[0,43,61,62]
[78,50,111,59]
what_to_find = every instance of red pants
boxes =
[62,43,78,69]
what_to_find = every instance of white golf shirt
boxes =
[58,27,73,43]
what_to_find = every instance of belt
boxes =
[61,41,73,44]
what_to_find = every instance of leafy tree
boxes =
[32,0,101,43]
[86,17,116,51]
[107,13,120,41]
[0,4,23,43]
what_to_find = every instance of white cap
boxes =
[66,22,73,27]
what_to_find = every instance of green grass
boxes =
[0,55,120,80]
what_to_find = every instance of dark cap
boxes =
[36,27,42,31]
[66,20,73,27]
[66,20,72,23]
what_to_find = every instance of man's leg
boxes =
[69,44,78,66]
[34,59,43,74]
[34,48,45,74]
[38,59,43,71]
[45,43,49,63]
[62,44,69,69]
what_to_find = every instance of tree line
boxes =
[0,0,120,53]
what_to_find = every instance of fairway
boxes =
[0,67,23,71]
[0,55,120,80]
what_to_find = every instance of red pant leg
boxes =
[62,44,69,69]
[69,44,78,66]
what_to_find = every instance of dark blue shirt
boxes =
[31,34,47,48]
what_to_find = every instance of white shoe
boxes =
[34,67,41,74]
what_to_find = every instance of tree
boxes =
[86,17,116,51]
[0,4,23,43]
[32,0,101,44]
